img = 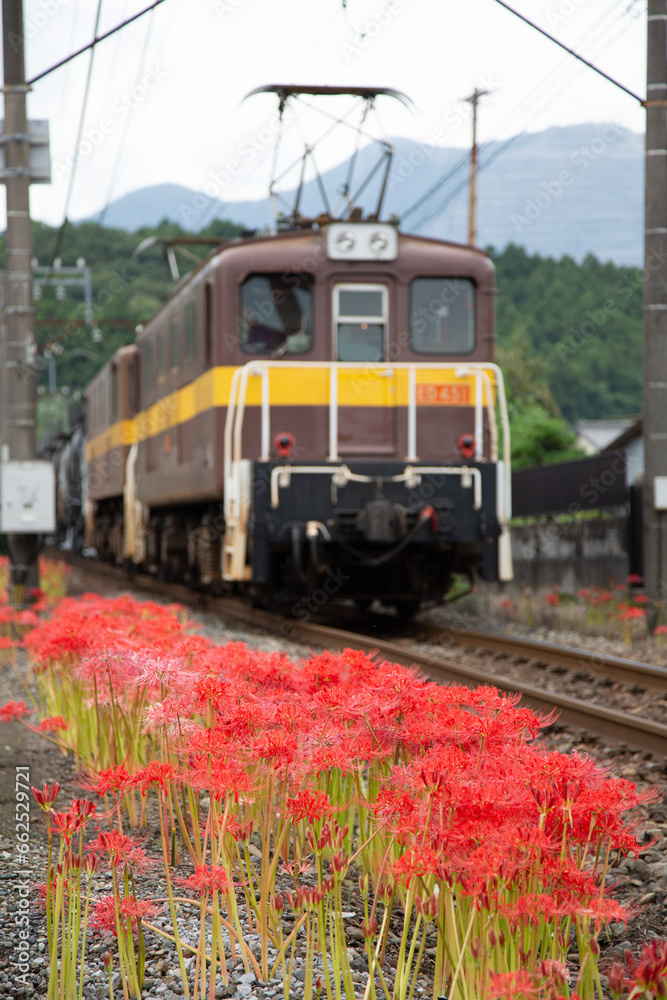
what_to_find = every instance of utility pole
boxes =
[465,87,490,247]
[643,0,667,607]
[0,0,48,604]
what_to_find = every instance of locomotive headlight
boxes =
[369,230,389,255]
[326,222,398,260]
[336,230,356,252]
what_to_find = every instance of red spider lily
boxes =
[391,845,441,882]
[118,897,159,923]
[128,760,175,795]
[49,799,96,841]
[488,970,540,997]
[91,895,118,935]
[279,857,318,880]
[50,810,79,842]
[0,699,29,721]
[286,789,333,823]
[655,625,667,635]
[361,916,378,938]
[538,958,569,988]
[625,939,667,997]
[39,715,69,732]
[84,764,131,797]
[19,590,661,1000]
[633,594,650,604]
[87,829,149,869]
[546,592,560,607]
[176,864,236,894]
[0,636,16,649]
[32,782,61,809]
[619,606,646,620]
[628,573,643,584]
[608,960,628,998]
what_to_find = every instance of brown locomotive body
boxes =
[82,221,512,612]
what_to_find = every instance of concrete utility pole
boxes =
[1,0,40,602]
[465,87,490,247]
[643,0,667,606]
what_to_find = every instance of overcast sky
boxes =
[11,0,648,231]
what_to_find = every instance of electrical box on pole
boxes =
[0,460,55,532]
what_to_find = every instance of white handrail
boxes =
[224,360,511,521]
[328,367,339,462]
[260,366,270,460]
[407,366,417,461]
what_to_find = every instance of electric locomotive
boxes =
[79,87,512,614]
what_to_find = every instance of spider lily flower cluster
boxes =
[4,593,665,1000]
[495,578,661,647]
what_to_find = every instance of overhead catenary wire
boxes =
[27,0,169,86]
[403,0,638,231]
[492,0,644,104]
[85,4,159,256]
[47,0,105,276]
[191,4,345,231]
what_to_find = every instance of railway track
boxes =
[59,553,667,756]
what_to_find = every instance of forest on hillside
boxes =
[5,221,643,467]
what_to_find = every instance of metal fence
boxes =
[512,451,628,518]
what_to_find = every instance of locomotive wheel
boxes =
[393,600,421,620]
[354,599,373,614]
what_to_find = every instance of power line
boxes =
[48,0,105,272]
[403,0,635,230]
[401,152,470,222]
[86,5,159,254]
[492,0,644,104]
[27,0,168,86]
[410,132,526,234]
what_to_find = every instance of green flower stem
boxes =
[158,792,191,998]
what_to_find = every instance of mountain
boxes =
[78,123,644,265]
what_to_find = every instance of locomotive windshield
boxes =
[409,278,475,354]
[240,274,313,355]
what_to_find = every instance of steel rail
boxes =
[407,621,667,689]
[58,554,667,756]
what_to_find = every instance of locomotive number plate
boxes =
[416,383,471,405]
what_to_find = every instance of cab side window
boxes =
[239,274,313,356]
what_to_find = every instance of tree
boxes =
[496,328,584,467]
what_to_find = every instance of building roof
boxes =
[575,419,637,455]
